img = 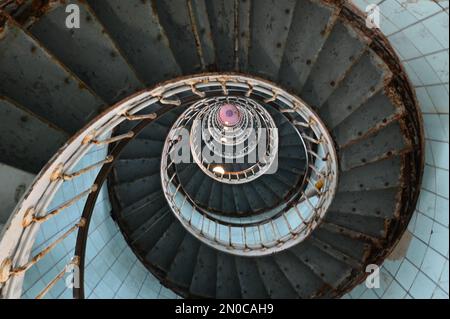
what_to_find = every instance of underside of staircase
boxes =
[0,0,423,299]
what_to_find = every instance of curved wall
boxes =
[345,0,448,299]
[20,146,175,299]
[19,0,448,299]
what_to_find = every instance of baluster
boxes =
[82,131,134,145]
[245,82,253,97]
[1,219,86,283]
[294,205,308,225]
[23,186,97,227]
[292,120,310,128]
[309,164,325,179]
[51,157,113,182]
[309,149,328,162]
[303,193,316,214]
[35,256,80,299]
[155,95,181,106]
[219,79,228,95]
[122,112,157,121]
[301,134,321,145]
[306,178,324,194]
[264,90,279,103]
[282,214,293,233]
[190,83,206,98]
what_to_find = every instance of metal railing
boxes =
[0,0,425,300]
[0,73,337,298]
[189,96,279,184]
[0,75,207,298]
[160,75,339,256]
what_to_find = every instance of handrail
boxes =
[160,76,339,256]
[0,0,424,300]
[73,105,175,299]
[2,73,319,298]
[189,96,280,184]
[0,60,419,297]
[0,73,232,298]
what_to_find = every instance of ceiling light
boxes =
[212,166,225,175]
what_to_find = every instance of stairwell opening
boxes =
[0,0,447,300]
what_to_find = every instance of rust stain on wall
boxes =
[387,230,413,261]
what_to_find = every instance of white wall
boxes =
[20,145,174,299]
[345,0,449,299]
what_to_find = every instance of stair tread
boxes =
[189,0,216,69]
[235,257,269,299]
[319,50,391,129]
[301,21,367,108]
[274,165,304,186]
[120,190,165,218]
[177,163,198,183]
[183,167,206,195]
[87,0,181,85]
[309,236,362,269]
[330,188,399,219]
[278,0,337,92]
[274,251,326,298]
[146,220,187,274]
[324,211,388,239]
[260,174,295,199]
[320,221,380,245]
[130,208,174,254]
[338,156,402,192]
[248,0,298,80]
[205,0,235,70]
[242,183,266,212]
[196,175,214,205]
[165,232,200,292]
[216,253,242,298]
[208,182,223,211]
[236,0,251,70]
[124,198,167,232]
[28,0,144,104]
[221,184,237,213]
[131,123,169,142]
[114,158,161,184]
[339,121,410,171]
[189,244,217,298]
[231,184,251,213]
[256,257,299,299]
[157,107,187,126]
[313,226,371,263]
[290,241,353,289]
[0,20,105,133]
[251,179,280,208]
[153,0,202,74]
[278,145,307,158]
[119,138,164,160]
[115,172,162,208]
[279,132,304,146]
[0,96,69,173]
[332,90,401,147]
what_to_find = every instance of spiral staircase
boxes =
[0,0,424,299]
